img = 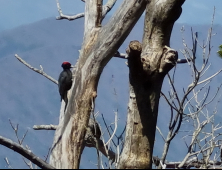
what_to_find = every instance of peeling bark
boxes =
[96,0,103,27]
[50,0,148,169]
[50,0,185,169]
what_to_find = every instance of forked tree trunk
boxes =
[118,0,185,169]
[49,0,147,169]
[49,0,185,169]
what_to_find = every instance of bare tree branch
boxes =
[84,131,116,163]
[178,120,209,168]
[56,0,84,20]
[102,0,117,18]
[156,126,166,142]
[9,119,28,145]
[33,125,58,130]
[101,113,117,148]
[15,54,58,85]
[159,13,218,167]
[85,118,116,163]
[56,0,117,22]
[56,13,84,21]
[90,95,101,169]
[34,121,116,163]
[4,157,13,169]
[113,51,128,59]
[197,69,222,86]
[105,111,118,146]
[113,52,194,63]
[0,136,55,169]
[153,156,222,169]
[160,92,179,112]
[44,148,52,162]
[177,58,192,64]
[22,158,34,169]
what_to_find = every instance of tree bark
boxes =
[49,0,148,169]
[118,0,185,169]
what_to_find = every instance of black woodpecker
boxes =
[58,61,73,111]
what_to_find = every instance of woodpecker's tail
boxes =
[64,92,68,112]
[64,102,68,112]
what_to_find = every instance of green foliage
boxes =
[217,45,222,58]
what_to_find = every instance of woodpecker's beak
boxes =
[70,65,74,68]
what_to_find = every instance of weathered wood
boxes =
[118,0,185,169]
[118,42,178,169]
[96,0,103,27]
[50,0,148,169]
[84,0,97,42]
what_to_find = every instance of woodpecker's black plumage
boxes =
[58,61,73,111]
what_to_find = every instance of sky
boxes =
[0,0,222,32]
[0,0,222,168]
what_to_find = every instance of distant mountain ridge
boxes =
[0,16,222,168]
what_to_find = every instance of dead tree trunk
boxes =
[49,0,186,169]
[49,0,148,169]
[118,0,185,169]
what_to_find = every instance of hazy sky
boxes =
[0,1,221,168]
[0,0,221,32]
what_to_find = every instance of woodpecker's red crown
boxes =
[61,61,72,69]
